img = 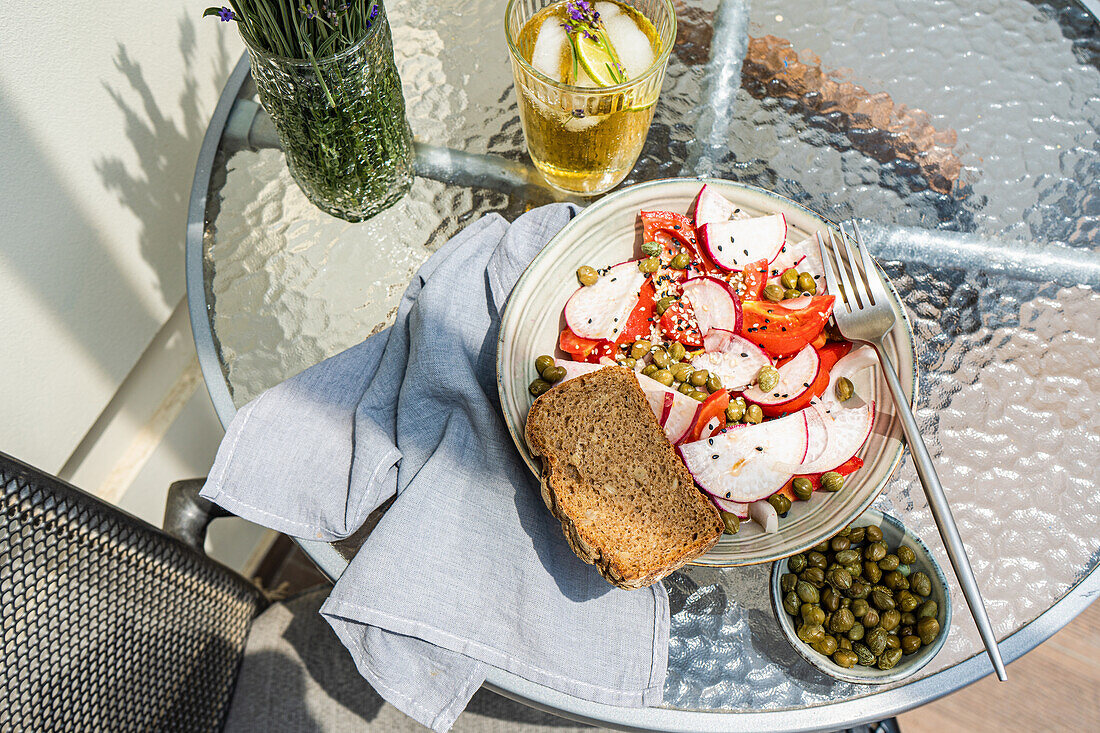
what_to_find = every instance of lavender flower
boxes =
[217,6,235,22]
[370,5,379,20]
[299,4,316,20]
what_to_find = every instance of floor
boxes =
[258,538,1100,731]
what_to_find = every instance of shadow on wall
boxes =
[96,14,232,306]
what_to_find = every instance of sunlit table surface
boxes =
[186,0,1100,730]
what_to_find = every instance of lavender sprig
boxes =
[559,0,627,85]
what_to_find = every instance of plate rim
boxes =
[496,177,918,566]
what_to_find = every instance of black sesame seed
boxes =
[673,225,681,230]
[708,438,714,446]
[741,352,748,357]
[587,318,592,324]
[755,446,763,452]
[743,249,749,256]
[781,326,787,331]
[726,492,731,498]
[717,245,723,252]
[712,454,719,460]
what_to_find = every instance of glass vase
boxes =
[245,4,414,222]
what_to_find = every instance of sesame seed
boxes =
[712,454,719,460]
[743,249,749,256]
[755,446,763,452]
[725,492,731,498]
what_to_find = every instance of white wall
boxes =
[0,3,241,471]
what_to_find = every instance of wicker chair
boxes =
[0,451,265,732]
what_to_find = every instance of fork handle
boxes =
[870,339,1009,682]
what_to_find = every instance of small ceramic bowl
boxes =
[770,508,952,684]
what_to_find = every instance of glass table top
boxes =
[192,0,1100,724]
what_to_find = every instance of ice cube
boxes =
[595,2,622,18]
[604,14,655,80]
[574,65,598,88]
[531,16,568,82]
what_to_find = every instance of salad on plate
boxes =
[527,184,879,535]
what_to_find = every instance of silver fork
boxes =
[818,222,1008,682]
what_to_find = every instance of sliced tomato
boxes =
[776,455,865,501]
[739,259,769,302]
[559,329,602,363]
[811,330,828,350]
[687,390,730,443]
[760,341,852,417]
[659,299,704,350]
[615,279,656,345]
[740,295,835,358]
[641,210,696,253]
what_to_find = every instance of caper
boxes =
[797,624,826,644]
[845,562,863,580]
[792,477,814,501]
[871,589,895,611]
[668,341,687,362]
[865,541,887,562]
[813,541,830,553]
[801,567,826,587]
[917,617,941,645]
[851,599,870,618]
[622,357,637,369]
[784,288,802,299]
[820,471,844,492]
[535,355,555,374]
[863,561,882,585]
[830,608,856,634]
[813,635,838,656]
[897,545,917,565]
[783,590,800,616]
[900,612,917,627]
[670,252,691,269]
[787,553,807,574]
[719,510,741,535]
[638,256,660,273]
[807,552,828,570]
[653,369,674,387]
[744,404,763,424]
[910,572,933,598]
[835,376,855,402]
[878,647,903,670]
[835,549,860,565]
[899,625,915,639]
[529,379,551,396]
[838,637,852,651]
[883,570,908,591]
[897,563,911,577]
[897,590,920,613]
[655,296,675,315]
[901,635,922,655]
[862,608,880,628]
[670,363,693,382]
[821,587,840,613]
[830,535,851,552]
[780,574,798,597]
[853,642,876,666]
[780,268,800,290]
[847,622,866,641]
[631,340,653,360]
[866,627,888,656]
[849,527,866,544]
[726,397,746,423]
[880,609,901,633]
[689,390,708,402]
[796,581,820,604]
[641,364,658,377]
[865,526,883,543]
[576,265,598,286]
[833,649,859,668]
[849,581,870,599]
[886,634,901,650]
[689,369,709,387]
[879,554,900,571]
[830,568,854,591]
[768,493,792,516]
[798,273,817,294]
[917,600,938,620]
[640,240,661,257]
[756,365,781,392]
[543,365,568,383]
[802,604,826,627]
[706,374,723,393]
[679,383,695,396]
[651,348,671,368]
[763,284,786,302]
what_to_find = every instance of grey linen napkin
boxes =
[201,205,670,731]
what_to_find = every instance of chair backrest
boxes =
[0,451,266,732]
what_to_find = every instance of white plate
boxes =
[496,178,916,566]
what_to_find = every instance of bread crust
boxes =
[525,366,723,589]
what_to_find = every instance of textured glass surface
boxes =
[202,0,1100,714]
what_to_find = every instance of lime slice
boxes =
[575,34,625,87]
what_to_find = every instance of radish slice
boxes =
[693,184,741,226]
[779,295,812,310]
[679,411,808,503]
[563,261,646,340]
[554,359,603,383]
[769,236,827,294]
[691,334,772,390]
[700,416,723,440]
[802,405,830,465]
[637,375,701,442]
[742,345,821,408]
[711,495,749,519]
[698,214,787,272]
[681,277,741,335]
[749,499,779,533]
[702,328,737,353]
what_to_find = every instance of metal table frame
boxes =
[186,8,1100,727]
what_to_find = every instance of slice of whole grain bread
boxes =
[524,366,724,589]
